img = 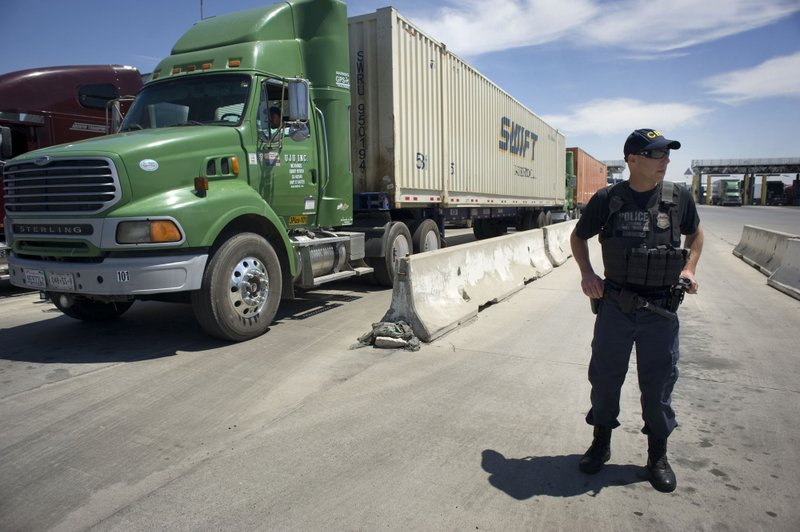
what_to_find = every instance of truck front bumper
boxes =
[8,253,208,295]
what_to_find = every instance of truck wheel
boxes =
[487,221,507,237]
[192,233,282,342]
[472,219,487,240]
[412,219,441,253]
[517,211,536,231]
[373,222,411,287]
[534,210,546,228]
[50,294,133,321]
[474,219,506,239]
[544,211,553,227]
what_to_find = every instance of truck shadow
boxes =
[0,280,383,363]
[481,449,647,499]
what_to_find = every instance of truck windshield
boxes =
[120,74,251,131]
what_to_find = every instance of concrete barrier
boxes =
[733,225,796,276]
[767,238,800,301]
[382,227,562,342]
[544,219,578,266]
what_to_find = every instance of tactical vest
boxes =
[599,181,688,289]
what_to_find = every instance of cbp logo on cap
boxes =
[624,128,681,159]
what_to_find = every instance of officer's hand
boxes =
[580,272,604,299]
[680,270,699,294]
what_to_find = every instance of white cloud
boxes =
[407,0,598,55]
[702,51,800,104]
[584,0,800,53]
[540,98,710,136]
[408,0,800,56]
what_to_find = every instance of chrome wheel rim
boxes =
[228,256,270,318]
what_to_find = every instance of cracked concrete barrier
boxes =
[733,225,797,276]
[544,219,578,266]
[382,227,560,342]
[768,238,800,301]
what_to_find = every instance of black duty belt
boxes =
[602,282,678,321]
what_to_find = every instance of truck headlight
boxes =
[117,220,182,244]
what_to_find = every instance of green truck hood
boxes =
[19,126,245,212]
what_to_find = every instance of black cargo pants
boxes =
[584,296,680,439]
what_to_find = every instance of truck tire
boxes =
[372,222,411,287]
[412,219,441,253]
[535,210,546,228]
[472,219,487,240]
[544,211,553,227]
[473,219,506,239]
[192,232,282,342]
[517,211,536,231]
[50,294,133,321]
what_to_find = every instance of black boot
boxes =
[647,436,677,492]
[579,426,611,474]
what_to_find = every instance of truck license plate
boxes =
[23,269,47,289]
[47,272,75,291]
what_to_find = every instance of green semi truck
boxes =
[3,0,566,341]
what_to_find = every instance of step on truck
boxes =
[4,0,565,341]
[0,64,144,280]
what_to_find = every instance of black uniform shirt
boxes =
[575,182,701,242]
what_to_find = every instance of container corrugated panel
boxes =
[567,147,607,207]
[349,8,565,209]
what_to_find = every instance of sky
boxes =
[2,0,799,185]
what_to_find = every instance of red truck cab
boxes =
[0,64,144,279]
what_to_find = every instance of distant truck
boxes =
[0,64,144,279]
[566,147,607,216]
[752,180,789,205]
[3,0,566,341]
[710,178,742,206]
[765,180,787,206]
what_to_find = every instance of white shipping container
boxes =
[348,7,565,210]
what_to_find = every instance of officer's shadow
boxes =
[481,449,647,499]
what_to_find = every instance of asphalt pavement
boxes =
[1,206,799,531]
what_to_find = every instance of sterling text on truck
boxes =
[4,0,565,341]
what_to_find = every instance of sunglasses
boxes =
[637,149,670,160]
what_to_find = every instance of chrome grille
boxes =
[3,157,121,215]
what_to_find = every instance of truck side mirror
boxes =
[288,79,310,122]
[287,79,311,141]
[0,126,12,159]
[107,100,123,134]
[106,96,136,134]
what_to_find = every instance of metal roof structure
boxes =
[602,160,626,175]
[691,158,800,175]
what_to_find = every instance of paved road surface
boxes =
[0,206,798,531]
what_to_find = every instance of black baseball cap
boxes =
[624,129,681,160]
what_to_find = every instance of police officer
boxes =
[569,129,704,493]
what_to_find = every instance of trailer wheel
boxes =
[517,211,536,231]
[372,222,411,287]
[473,219,506,240]
[534,210,546,228]
[472,219,487,240]
[191,233,282,342]
[412,219,441,253]
[50,294,133,321]
[544,211,553,227]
